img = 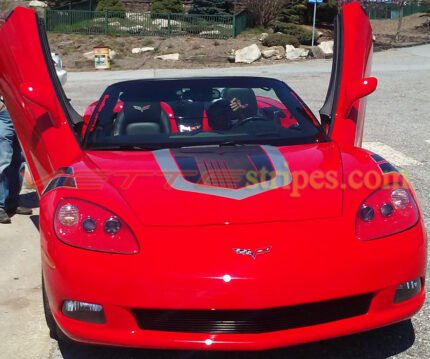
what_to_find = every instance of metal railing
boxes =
[44,9,249,38]
[366,3,430,20]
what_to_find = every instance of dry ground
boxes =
[371,12,430,49]
[47,12,430,72]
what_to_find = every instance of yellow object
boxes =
[93,46,111,70]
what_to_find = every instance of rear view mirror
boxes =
[342,77,378,117]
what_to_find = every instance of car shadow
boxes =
[19,190,39,209]
[58,320,415,359]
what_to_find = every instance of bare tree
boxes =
[244,0,293,27]
[0,0,13,13]
[394,0,406,41]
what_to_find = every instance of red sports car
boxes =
[0,3,427,351]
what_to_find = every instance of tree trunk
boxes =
[395,2,404,42]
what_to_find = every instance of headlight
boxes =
[356,185,419,240]
[55,198,139,254]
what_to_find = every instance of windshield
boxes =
[85,77,324,150]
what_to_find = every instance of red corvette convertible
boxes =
[0,3,427,351]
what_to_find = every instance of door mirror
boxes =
[342,77,378,118]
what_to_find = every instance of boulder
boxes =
[262,49,276,59]
[318,40,334,56]
[128,25,144,34]
[235,44,261,64]
[132,47,155,54]
[152,19,181,29]
[259,33,269,42]
[29,0,47,7]
[155,53,180,61]
[262,46,285,60]
[286,45,309,60]
[308,45,326,59]
[199,30,221,37]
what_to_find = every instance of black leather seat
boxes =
[168,87,213,131]
[222,88,258,118]
[114,102,170,135]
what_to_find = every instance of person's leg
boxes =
[4,137,24,211]
[0,109,15,223]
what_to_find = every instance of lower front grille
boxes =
[133,293,373,334]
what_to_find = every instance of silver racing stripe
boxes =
[153,145,291,200]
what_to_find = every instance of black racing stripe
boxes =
[379,162,399,174]
[370,153,385,163]
[171,146,275,189]
[175,156,201,183]
[249,152,275,173]
[42,176,76,195]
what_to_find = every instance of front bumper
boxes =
[41,218,427,350]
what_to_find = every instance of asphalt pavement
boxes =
[0,44,429,359]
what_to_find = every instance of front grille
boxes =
[133,293,373,334]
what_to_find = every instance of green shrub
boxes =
[262,33,300,48]
[151,0,184,14]
[276,0,338,26]
[272,21,313,45]
[316,2,338,25]
[189,0,233,15]
[96,0,125,12]
[278,3,308,24]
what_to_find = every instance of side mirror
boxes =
[342,77,378,118]
[20,82,59,125]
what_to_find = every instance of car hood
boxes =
[83,142,343,226]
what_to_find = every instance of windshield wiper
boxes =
[218,141,250,147]
[90,145,159,151]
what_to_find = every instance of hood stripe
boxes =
[153,145,291,200]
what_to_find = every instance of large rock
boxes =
[155,53,180,61]
[262,46,285,60]
[152,19,181,29]
[286,45,309,60]
[318,40,334,56]
[132,47,155,54]
[29,0,47,7]
[308,45,326,59]
[128,25,144,34]
[199,30,221,37]
[235,44,261,64]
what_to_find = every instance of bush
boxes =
[272,21,313,45]
[151,0,184,14]
[189,0,233,15]
[278,3,308,24]
[262,33,300,48]
[316,2,338,25]
[243,0,286,27]
[276,0,338,26]
[96,0,125,12]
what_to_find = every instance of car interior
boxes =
[86,78,325,149]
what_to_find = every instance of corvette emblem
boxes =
[233,246,272,259]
